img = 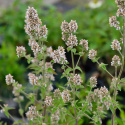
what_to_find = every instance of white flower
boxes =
[88,0,103,9]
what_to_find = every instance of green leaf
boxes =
[4,110,9,118]
[47,67,57,75]
[120,78,125,84]
[99,63,108,70]
[65,67,72,74]
[75,66,82,73]
[67,47,72,52]
[19,109,24,116]
[71,48,76,54]
[118,84,121,91]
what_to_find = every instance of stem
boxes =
[76,55,81,68]
[111,66,117,125]
[96,60,114,77]
[42,41,47,122]
[19,101,25,122]
[43,104,46,122]
[71,51,78,125]
[112,2,125,124]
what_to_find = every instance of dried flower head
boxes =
[24,7,42,38]
[52,46,67,64]
[69,20,78,32]
[28,73,39,85]
[16,46,26,58]
[5,74,15,85]
[44,96,53,106]
[61,90,70,103]
[90,76,97,87]
[61,20,69,33]
[111,39,121,50]
[66,34,78,48]
[26,106,38,120]
[54,89,61,98]
[109,16,120,30]
[79,39,89,51]
[111,55,121,66]
[88,49,97,60]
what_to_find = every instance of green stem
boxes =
[19,101,25,122]
[71,51,78,125]
[96,60,113,77]
[112,2,125,125]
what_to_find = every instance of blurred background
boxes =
[0,0,124,124]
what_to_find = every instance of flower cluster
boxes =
[52,46,67,64]
[16,46,26,58]
[26,106,38,120]
[115,0,125,17]
[79,39,89,51]
[111,39,121,50]
[61,90,70,103]
[51,110,60,124]
[61,20,78,33]
[5,74,15,85]
[28,73,39,85]
[46,46,53,57]
[111,55,121,67]
[54,89,61,98]
[88,49,97,60]
[47,84,53,91]
[24,7,42,38]
[61,20,78,48]
[111,77,118,89]
[109,16,120,30]
[29,39,40,57]
[44,96,53,106]
[66,34,78,48]
[12,83,24,102]
[90,76,97,88]
[94,86,111,110]
[68,74,83,85]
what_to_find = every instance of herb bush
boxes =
[0,0,125,125]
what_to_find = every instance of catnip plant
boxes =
[0,0,125,125]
